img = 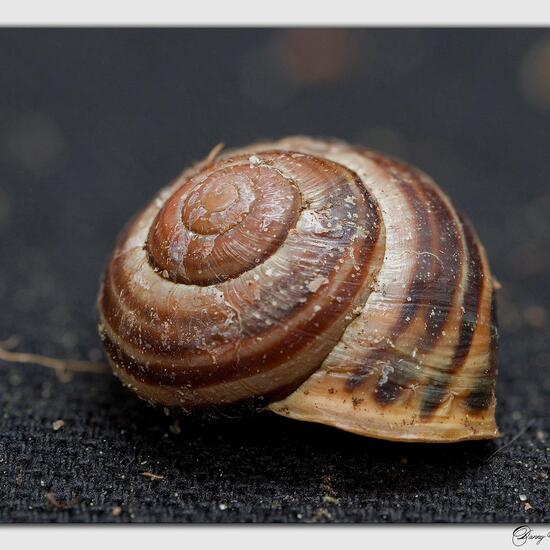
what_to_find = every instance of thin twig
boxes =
[0,346,109,379]
[194,142,225,172]
[141,472,165,480]
[484,420,535,463]
[45,492,79,511]
[204,142,225,164]
[0,335,20,350]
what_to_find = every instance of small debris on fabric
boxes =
[45,492,78,511]
[141,472,165,480]
[311,508,332,521]
[52,419,65,431]
[169,418,181,435]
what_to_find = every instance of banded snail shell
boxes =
[98,136,499,442]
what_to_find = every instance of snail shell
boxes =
[98,136,499,442]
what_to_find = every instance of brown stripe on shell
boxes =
[419,212,485,417]
[347,348,425,401]
[359,149,464,345]
[99,151,385,403]
[344,150,464,404]
[101,330,324,407]
[464,290,498,411]
[344,151,432,397]
[415,184,462,349]
[383,169,435,346]
[101,211,382,389]
[100,154,380,356]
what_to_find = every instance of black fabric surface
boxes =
[0,28,548,523]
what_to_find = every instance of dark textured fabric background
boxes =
[0,28,548,523]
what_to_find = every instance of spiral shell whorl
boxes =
[99,147,385,408]
[146,154,304,286]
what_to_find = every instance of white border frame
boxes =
[1,1,548,546]
[0,0,550,26]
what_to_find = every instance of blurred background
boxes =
[0,29,548,523]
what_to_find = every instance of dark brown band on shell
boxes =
[464,291,498,411]
[418,213,485,417]
[343,150,464,406]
